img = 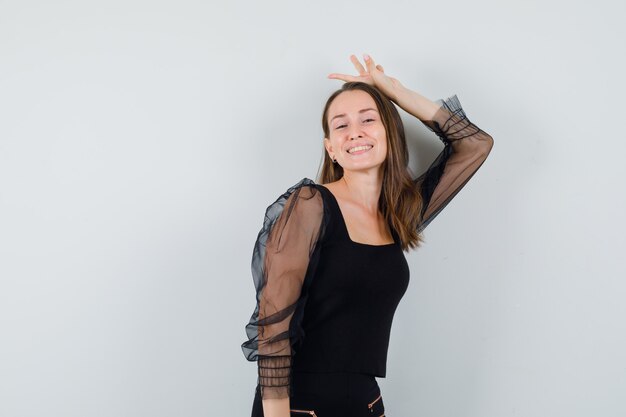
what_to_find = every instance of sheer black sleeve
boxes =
[241,178,326,400]
[414,94,494,233]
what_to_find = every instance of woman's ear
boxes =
[323,137,333,155]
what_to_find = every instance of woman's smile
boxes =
[347,145,374,155]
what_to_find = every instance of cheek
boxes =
[372,123,386,137]
[375,127,388,145]
[327,137,342,152]
[378,141,388,155]
[376,130,388,154]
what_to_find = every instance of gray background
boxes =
[1,1,625,416]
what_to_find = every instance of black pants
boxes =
[251,371,386,417]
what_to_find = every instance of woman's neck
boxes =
[338,172,383,215]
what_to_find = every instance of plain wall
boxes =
[1,0,625,416]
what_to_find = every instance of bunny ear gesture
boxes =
[327,53,403,101]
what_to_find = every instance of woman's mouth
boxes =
[347,145,373,155]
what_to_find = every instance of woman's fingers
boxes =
[327,54,382,84]
[327,73,359,82]
[350,54,367,75]
[363,53,377,73]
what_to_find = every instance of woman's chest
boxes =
[310,241,410,302]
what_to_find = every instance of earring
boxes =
[332,157,337,163]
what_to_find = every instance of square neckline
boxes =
[317,184,397,248]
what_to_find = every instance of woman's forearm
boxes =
[390,84,441,122]
[262,397,291,417]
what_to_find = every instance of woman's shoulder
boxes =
[258,177,330,244]
[271,177,337,201]
[263,178,327,220]
[285,177,319,192]
[269,177,320,201]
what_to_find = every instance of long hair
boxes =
[317,82,425,251]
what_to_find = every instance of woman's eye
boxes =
[335,119,374,130]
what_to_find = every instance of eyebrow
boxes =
[329,108,379,123]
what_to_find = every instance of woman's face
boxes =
[324,90,388,174]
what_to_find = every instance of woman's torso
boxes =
[290,183,410,377]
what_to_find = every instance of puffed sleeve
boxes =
[414,94,494,233]
[241,178,327,400]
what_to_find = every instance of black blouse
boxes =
[241,94,494,400]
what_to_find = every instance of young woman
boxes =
[241,54,494,417]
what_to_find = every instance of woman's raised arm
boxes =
[409,93,494,232]
[329,54,494,233]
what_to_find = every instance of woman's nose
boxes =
[349,126,363,140]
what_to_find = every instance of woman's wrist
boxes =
[262,397,290,417]
[380,78,404,104]
[390,84,441,121]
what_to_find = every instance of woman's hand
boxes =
[327,54,404,102]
